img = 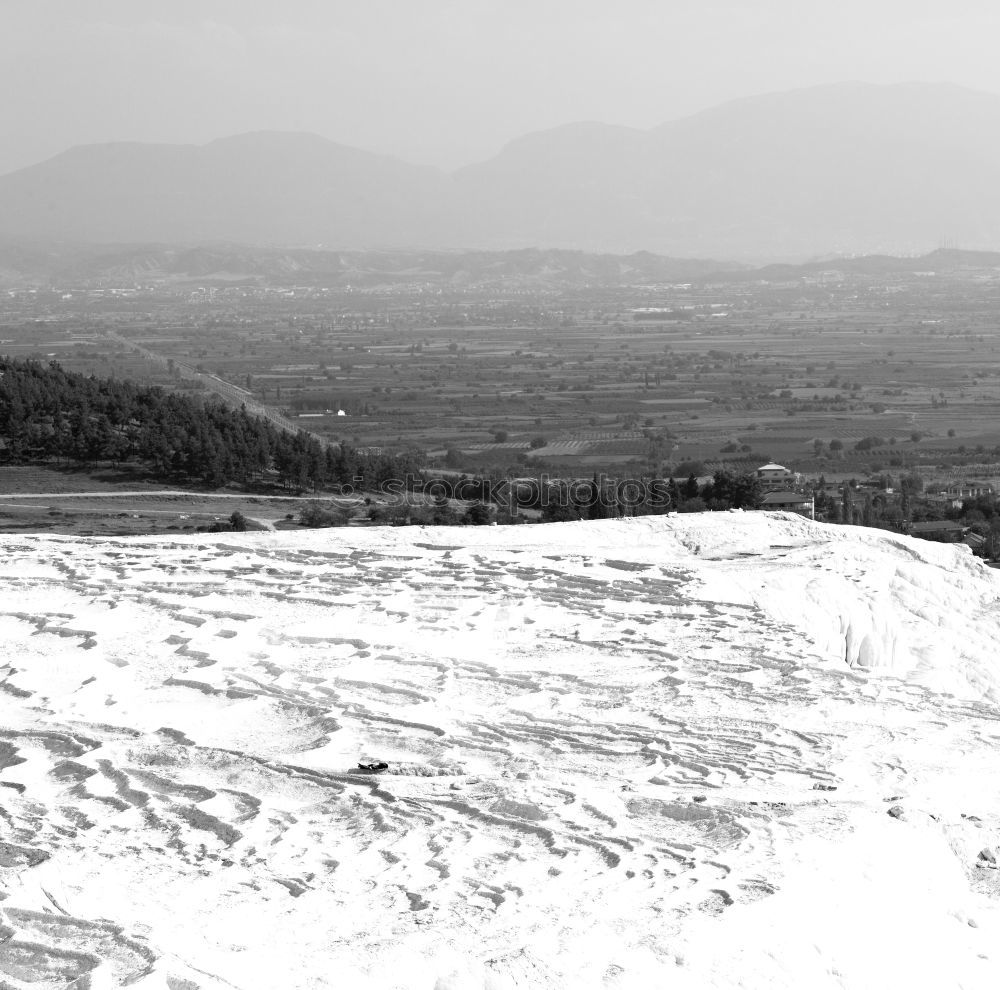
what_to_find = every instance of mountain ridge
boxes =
[4,242,1000,289]
[0,242,745,288]
[5,82,1000,258]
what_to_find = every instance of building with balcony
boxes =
[756,463,795,491]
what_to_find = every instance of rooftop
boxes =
[762,490,811,504]
[910,520,966,533]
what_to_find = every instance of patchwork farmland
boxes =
[5,248,1000,484]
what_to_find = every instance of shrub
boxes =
[299,501,352,527]
[464,502,493,525]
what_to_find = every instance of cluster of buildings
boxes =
[753,463,996,544]
[755,463,815,518]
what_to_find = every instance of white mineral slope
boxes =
[0,512,999,989]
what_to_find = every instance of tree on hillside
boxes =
[666,477,681,509]
[705,470,763,510]
[0,358,422,496]
[464,502,493,525]
[842,485,854,525]
[431,495,456,525]
[861,492,874,527]
[583,476,615,519]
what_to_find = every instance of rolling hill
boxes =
[0,242,742,288]
[0,131,458,247]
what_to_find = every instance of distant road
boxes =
[0,490,356,501]
[104,332,336,447]
[0,488,299,501]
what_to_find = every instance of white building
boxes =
[756,463,795,491]
[760,490,815,519]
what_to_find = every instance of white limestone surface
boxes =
[0,512,998,988]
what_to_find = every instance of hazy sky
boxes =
[3,0,1000,176]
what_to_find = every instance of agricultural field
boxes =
[6,251,1000,486]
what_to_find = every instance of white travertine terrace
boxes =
[0,513,997,988]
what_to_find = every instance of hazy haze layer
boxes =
[4,83,1000,259]
[5,0,1000,175]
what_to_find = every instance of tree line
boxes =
[0,358,419,490]
[391,470,762,523]
[536,470,763,521]
[0,359,771,526]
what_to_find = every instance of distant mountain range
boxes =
[4,82,1000,259]
[3,243,999,291]
[0,243,742,288]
